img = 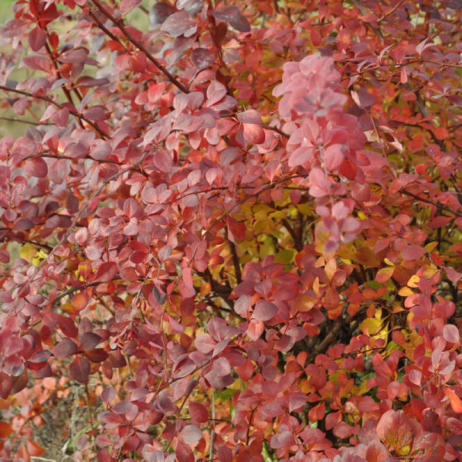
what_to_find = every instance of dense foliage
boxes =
[0,0,461,460]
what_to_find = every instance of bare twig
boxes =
[51,278,120,307]
[89,0,189,93]
[0,85,107,138]
[401,189,462,218]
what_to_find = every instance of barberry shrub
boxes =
[0,0,461,460]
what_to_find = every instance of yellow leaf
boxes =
[398,287,413,296]
[384,258,394,266]
[424,241,438,252]
[296,203,313,216]
[422,264,438,278]
[360,318,382,335]
[325,258,337,280]
[407,275,420,288]
[20,243,38,263]
[274,249,295,264]
[32,249,48,266]
[337,243,357,261]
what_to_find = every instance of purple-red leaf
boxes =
[176,439,194,462]
[189,401,208,424]
[253,301,278,321]
[191,48,215,69]
[24,157,48,178]
[212,6,250,32]
[181,424,202,445]
[120,0,141,14]
[53,339,78,358]
[443,324,460,344]
[149,2,175,27]
[161,12,197,37]
[69,356,90,383]
[80,332,102,351]
[28,27,46,51]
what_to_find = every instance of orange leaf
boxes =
[71,292,88,311]
[376,266,394,283]
[433,126,449,140]
[445,389,462,413]
[0,421,13,438]
[27,440,45,457]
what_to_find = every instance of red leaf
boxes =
[120,0,141,14]
[443,324,460,344]
[153,149,173,173]
[24,157,48,178]
[26,440,45,457]
[234,295,251,317]
[0,421,13,438]
[212,357,231,376]
[212,6,251,32]
[289,146,314,167]
[270,430,295,449]
[237,109,262,125]
[85,348,108,362]
[176,439,194,462]
[28,27,46,51]
[402,245,425,261]
[53,339,78,358]
[83,106,107,121]
[181,424,202,445]
[309,167,331,197]
[194,333,216,354]
[375,266,394,283]
[253,301,278,321]
[433,126,449,140]
[58,315,78,338]
[407,369,422,386]
[80,332,102,351]
[206,80,227,106]
[333,421,355,439]
[324,144,345,171]
[189,401,208,423]
[23,55,52,72]
[161,12,197,38]
[243,123,265,145]
[191,48,215,69]
[69,356,90,383]
[246,319,264,340]
[376,410,415,453]
[149,2,175,27]
[446,417,462,435]
[101,387,115,404]
[95,262,118,282]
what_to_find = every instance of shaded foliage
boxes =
[0,0,461,460]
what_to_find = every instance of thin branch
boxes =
[0,116,48,126]
[88,10,129,52]
[0,85,107,138]
[43,25,83,109]
[282,218,300,250]
[209,391,215,462]
[26,152,147,289]
[89,0,189,93]
[401,189,462,218]
[24,152,120,165]
[51,278,120,307]
[377,0,406,23]
[227,237,242,284]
